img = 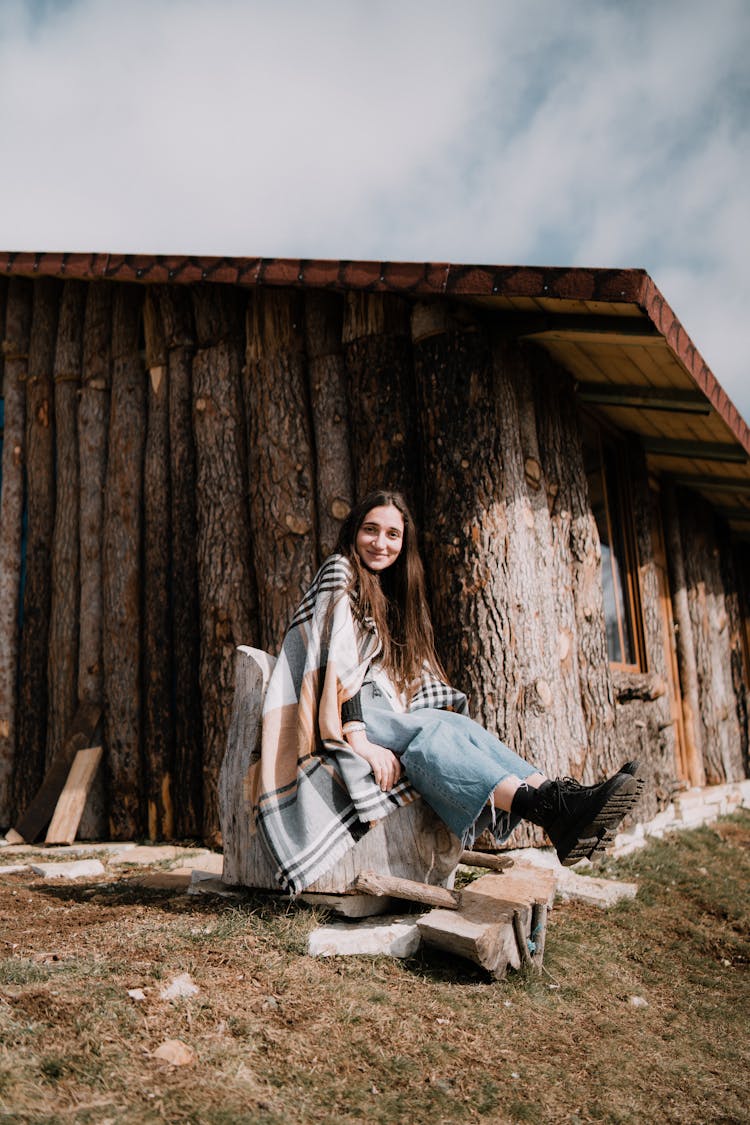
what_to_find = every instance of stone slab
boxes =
[188,872,244,898]
[0,863,31,876]
[308,916,421,958]
[30,859,106,880]
[172,851,223,873]
[108,845,184,867]
[555,871,638,908]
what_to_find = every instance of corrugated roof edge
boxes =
[1,250,747,455]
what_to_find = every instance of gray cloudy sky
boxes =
[1,0,748,422]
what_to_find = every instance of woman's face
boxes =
[355,504,404,572]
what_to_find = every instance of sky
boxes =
[1,0,748,423]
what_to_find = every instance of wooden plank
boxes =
[577,384,710,413]
[45,746,103,845]
[641,437,748,463]
[13,703,101,842]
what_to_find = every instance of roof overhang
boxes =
[2,251,748,538]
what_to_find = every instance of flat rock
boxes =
[134,870,192,890]
[174,850,223,873]
[30,859,106,880]
[187,872,244,898]
[555,870,638,907]
[0,863,31,876]
[308,916,421,958]
[108,845,183,867]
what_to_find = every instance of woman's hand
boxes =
[344,729,402,792]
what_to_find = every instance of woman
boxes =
[251,489,641,895]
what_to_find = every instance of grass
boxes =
[0,812,748,1124]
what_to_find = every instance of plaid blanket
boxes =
[247,554,468,894]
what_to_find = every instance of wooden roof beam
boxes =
[671,474,750,493]
[491,313,662,343]
[642,437,749,463]
[577,383,711,414]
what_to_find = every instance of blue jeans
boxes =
[360,683,537,846]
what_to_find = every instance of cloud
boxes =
[0,0,748,422]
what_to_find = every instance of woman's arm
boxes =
[343,727,402,792]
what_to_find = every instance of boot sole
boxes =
[556,773,641,866]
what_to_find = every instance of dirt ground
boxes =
[1,813,748,1125]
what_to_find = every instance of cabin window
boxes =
[582,417,646,670]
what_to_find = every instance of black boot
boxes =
[511,764,642,866]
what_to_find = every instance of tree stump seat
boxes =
[219,648,463,903]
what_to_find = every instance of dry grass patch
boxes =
[1,811,748,1124]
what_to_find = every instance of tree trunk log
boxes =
[191,284,258,842]
[15,278,61,811]
[616,443,675,817]
[79,283,113,712]
[0,279,32,824]
[557,386,618,783]
[678,490,743,784]
[141,290,174,839]
[245,289,317,650]
[157,285,203,837]
[343,292,419,503]
[47,281,86,768]
[721,536,749,775]
[304,291,354,557]
[103,284,145,838]
[662,483,705,787]
[535,360,617,780]
[509,354,587,778]
[411,303,512,734]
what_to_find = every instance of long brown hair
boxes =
[334,490,445,693]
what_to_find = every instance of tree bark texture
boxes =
[79,283,112,712]
[47,281,86,768]
[610,443,675,818]
[662,482,705,787]
[678,489,743,784]
[142,290,174,838]
[488,335,582,786]
[532,356,610,779]
[721,538,749,776]
[539,372,618,783]
[103,284,145,838]
[411,304,510,733]
[158,285,203,837]
[304,290,354,558]
[246,289,317,650]
[0,279,32,824]
[14,278,60,812]
[343,292,419,504]
[191,285,258,841]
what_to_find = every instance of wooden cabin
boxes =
[0,252,748,847]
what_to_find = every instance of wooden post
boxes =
[343,292,419,500]
[0,279,32,825]
[78,283,113,713]
[662,483,705,787]
[142,289,174,839]
[191,284,258,842]
[47,281,86,768]
[103,284,146,838]
[245,289,317,650]
[304,291,354,557]
[158,285,203,838]
[15,278,61,811]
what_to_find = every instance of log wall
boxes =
[0,279,747,841]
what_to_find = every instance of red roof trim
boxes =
[1,251,747,453]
